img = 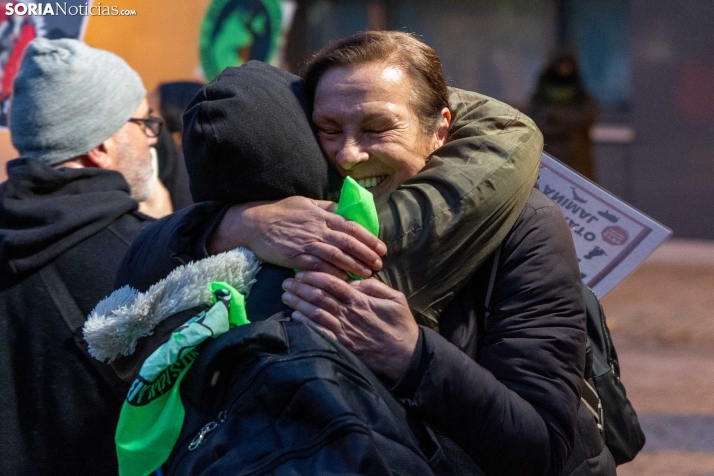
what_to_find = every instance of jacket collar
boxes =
[84,248,261,363]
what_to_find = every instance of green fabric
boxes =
[334,176,379,280]
[116,283,250,476]
[294,177,379,279]
[210,281,249,327]
[334,176,379,237]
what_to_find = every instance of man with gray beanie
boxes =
[0,38,158,475]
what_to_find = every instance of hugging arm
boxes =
[115,90,542,299]
[208,88,543,316]
[375,88,542,327]
[282,273,420,383]
[114,197,386,290]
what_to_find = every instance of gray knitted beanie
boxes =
[10,38,146,165]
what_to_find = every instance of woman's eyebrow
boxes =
[313,116,340,126]
[361,112,398,125]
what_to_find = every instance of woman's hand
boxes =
[281,271,419,383]
[208,196,386,280]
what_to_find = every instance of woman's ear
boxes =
[434,107,451,149]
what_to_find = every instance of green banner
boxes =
[200,0,283,80]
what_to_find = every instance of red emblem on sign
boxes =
[601,226,629,246]
[0,1,45,101]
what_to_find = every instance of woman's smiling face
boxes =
[312,62,449,204]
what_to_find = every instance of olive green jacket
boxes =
[377,88,543,328]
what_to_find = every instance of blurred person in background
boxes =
[148,81,202,211]
[0,38,158,475]
[528,52,598,180]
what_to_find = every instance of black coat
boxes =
[0,159,153,475]
[394,189,588,476]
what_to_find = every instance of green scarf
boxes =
[333,176,380,280]
[115,283,247,476]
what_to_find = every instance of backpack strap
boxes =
[581,378,604,433]
[38,263,86,333]
[483,244,502,323]
[475,245,502,361]
[38,262,128,399]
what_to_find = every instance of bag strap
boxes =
[581,378,604,433]
[474,245,502,361]
[38,262,128,400]
[38,263,86,333]
[483,244,502,323]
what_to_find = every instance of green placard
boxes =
[200,0,283,80]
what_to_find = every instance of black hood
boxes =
[183,61,343,204]
[0,158,138,281]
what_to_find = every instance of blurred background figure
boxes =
[528,52,598,180]
[148,80,203,211]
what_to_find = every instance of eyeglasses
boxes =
[128,116,164,138]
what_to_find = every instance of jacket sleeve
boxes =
[395,195,587,476]
[375,88,543,329]
[114,201,229,292]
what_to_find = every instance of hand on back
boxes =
[281,271,419,383]
[208,197,386,280]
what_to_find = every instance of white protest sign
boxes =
[537,153,672,297]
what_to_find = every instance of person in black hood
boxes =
[106,62,347,375]
[115,60,345,298]
[0,38,158,475]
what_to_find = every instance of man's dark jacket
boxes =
[0,158,153,475]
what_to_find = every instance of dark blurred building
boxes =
[285,0,714,240]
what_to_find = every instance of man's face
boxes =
[313,63,444,204]
[111,98,157,202]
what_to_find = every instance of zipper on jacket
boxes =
[188,410,227,451]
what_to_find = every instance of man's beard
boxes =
[114,131,155,202]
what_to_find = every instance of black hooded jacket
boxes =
[0,158,153,475]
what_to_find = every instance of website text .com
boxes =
[5,3,137,16]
